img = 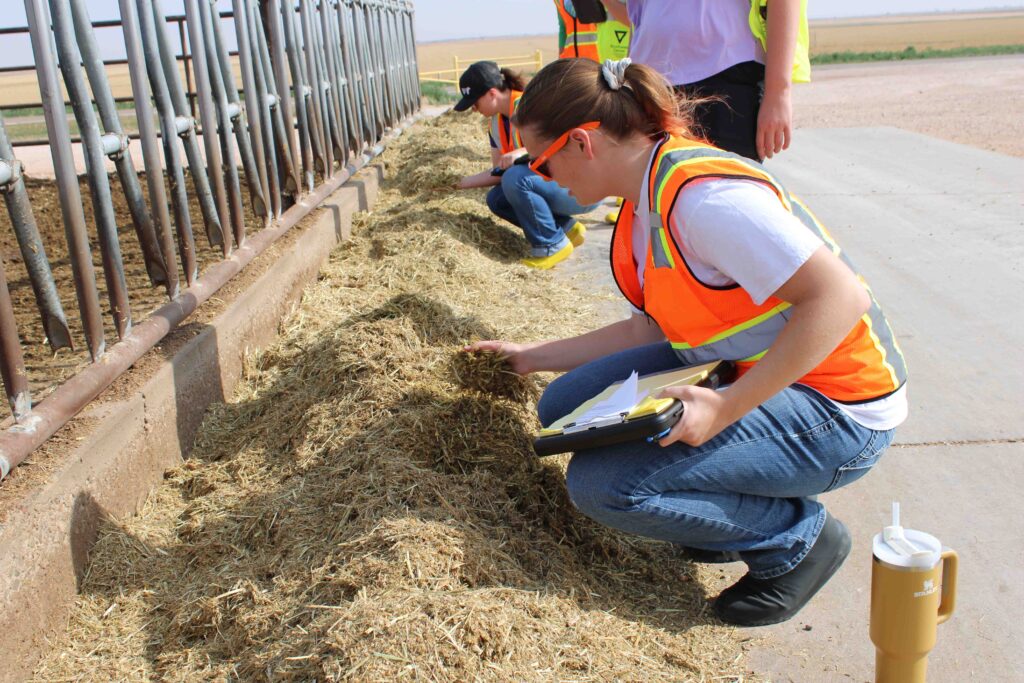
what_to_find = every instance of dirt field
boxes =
[793,55,1024,158]
[414,10,1024,76]
[807,10,1024,53]
[0,63,195,109]
[416,35,553,80]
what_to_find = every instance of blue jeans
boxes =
[537,342,895,579]
[486,164,599,256]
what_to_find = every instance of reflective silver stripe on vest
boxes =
[862,285,908,385]
[669,305,792,366]
[566,32,598,45]
[490,116,500,147]
[490,114,517,153]
[649,212,672,268]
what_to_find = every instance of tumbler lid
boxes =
[873,502,942,569]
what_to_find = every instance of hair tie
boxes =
[601,58,632,91]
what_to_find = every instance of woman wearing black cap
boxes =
[453,61,598,269]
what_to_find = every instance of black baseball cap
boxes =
[453,61,503,112]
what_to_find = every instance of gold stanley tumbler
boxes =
[870,503,958,683]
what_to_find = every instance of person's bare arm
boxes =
[757,0,799,160]
[457,169,501,189]
[601,0,630,26]
[658,245,870,446]
[464,313,666,375]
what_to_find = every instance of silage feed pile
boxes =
[33,113,754,682]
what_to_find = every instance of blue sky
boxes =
[412,0,1024,41]
[1,0,1021,66]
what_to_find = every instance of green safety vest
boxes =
[555,1,631,62]
[748,0,811,83]
[596,20,631,61]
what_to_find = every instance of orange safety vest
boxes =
[489,90,523,155]
[611,136,908,403]
[554,1,600,61]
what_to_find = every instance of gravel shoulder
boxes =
[793,54,1024,158]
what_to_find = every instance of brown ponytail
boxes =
[499,67,526,93]
[514,58,704,143]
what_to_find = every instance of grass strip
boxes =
[811,43,1024,64]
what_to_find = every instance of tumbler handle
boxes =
[936,548,958,625]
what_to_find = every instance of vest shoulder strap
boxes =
[648,138,792,221]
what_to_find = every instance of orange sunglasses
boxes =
[528,121,601,182]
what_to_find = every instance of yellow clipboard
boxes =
[533,361,735,457]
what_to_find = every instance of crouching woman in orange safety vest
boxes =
[454,61,599,269]
[465,58,908,627]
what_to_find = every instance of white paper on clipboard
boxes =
[571,371,648,427]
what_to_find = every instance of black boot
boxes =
[681,547,742,564]
[712,512,851,627]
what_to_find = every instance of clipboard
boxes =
[532,361,735,457]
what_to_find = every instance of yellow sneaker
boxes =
[605,210,620,224]
[521,242,574,269]
[565,221,586,247]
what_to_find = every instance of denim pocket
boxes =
[825,428,895,492]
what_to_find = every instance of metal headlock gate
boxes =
[0,0,421,480]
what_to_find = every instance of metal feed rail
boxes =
[0,0,421,481]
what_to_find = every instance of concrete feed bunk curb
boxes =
[0,166,382,683]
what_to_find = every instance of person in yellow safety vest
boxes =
[466,58,908,627]
[602,0,808,162]
[554,0,631,62]
[453,61,599,269]
[750,0,811,84]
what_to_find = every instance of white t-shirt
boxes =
[626,0,765,85]
[629,147,908,430]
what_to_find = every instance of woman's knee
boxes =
[536,375,575,427]
[485,185,504,214]
[565,450,635,521]
[500,164,534,194]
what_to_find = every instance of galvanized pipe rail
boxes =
[210,0,271,222]
[0,116,73,355]
[69,0,168,288]
[0,11,242,147]
[183,0,232,260]
[50,0,134,339]
[24,0,106,361]
[118,0,180,299]
[150,0,227,249]
[0,0,421,480]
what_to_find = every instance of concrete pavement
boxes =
[556,127,1024,682]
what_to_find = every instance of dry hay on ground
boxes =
[32,111,756,682]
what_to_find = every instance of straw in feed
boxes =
[31,111,758,682]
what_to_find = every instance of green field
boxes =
[811,43,1024,65]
